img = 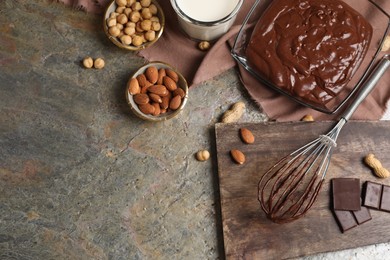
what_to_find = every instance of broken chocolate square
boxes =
[334,210,358,233]
[332,178,361,211]
[380,185,390,212]
[363,181,382,209]
[352,206,372,225]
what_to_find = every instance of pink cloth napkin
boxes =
[58,0,390,122]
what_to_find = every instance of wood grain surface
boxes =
[215,121,390,259]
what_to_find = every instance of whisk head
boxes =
[258,121,344,223]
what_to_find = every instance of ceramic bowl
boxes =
[126,61,188,121]
[103,0,165,51]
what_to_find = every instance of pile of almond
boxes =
[128,65,185,116]
[106,0,162,47]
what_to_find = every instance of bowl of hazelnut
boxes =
[126,62,189,121]
[103,0,165,51]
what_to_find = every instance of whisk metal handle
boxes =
[342,54,390,121]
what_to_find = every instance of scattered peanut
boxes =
[381,35,390,52]
[93,58,105,69]
[364,153,390,178]
[106,0,162,48]
[82,57,94,69]
[221,101,245,123]
[196,150,210,161]
[198,41,211,51]
[301,114,314,121]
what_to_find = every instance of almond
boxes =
[160,95,170,110]
[136,74,151,88]
[133,93,149,105]
[169,95,182,110]
[240,128,255,144]
[166,69,179,82]
[128,78,140,95]
[172,88,185,98]
[151,102,161,116]
[138,103,155,115]
[230,149,245,165]
[157,68,166,85]
[148,93,162,103]
[145,66,158,84]
[163,76,177,91]
[148,85,168,96]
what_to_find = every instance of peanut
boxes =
[221,102,245,123]
[364,154,390,178]
[381,35,390,52]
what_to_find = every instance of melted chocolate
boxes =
[246,0,372,105]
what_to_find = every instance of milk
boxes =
[175,0,240,22]
[170,0,243,41]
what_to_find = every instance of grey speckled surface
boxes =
[1,1,390,259]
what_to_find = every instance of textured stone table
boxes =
[1,1,389,259]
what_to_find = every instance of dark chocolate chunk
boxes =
[352,206,372,225]
[380,185,390,212]
[334,210,358,233]
[332,178,361,211]
[363,181,382,209]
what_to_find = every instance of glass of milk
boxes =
[170,0,243,41]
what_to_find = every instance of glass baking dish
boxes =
[231,0,390,114]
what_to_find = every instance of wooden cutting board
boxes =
[215,121,390,259]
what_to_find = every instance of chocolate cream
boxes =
[246,0,372,105]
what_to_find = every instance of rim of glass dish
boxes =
[170,0,243,27]
[231,0,390,115]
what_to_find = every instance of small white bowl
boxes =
[126,62,188,121]
[103,0,165,51]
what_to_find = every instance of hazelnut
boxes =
[117,14,128,24]
[140,20,152,31]
[144,30,155,41]
[108,26,121,37]
[106,17,117,27]
[151,21,161,31]
[132,35,144,46]
[129,11,141,23]
[124,26,136,36]
[301,114,314,121]
[141,8,152,19]
[94,58,105,69]
[196,150,210,161]
[198,41,211,51]
[82,57,93,69]
[116,0,127,7]
[116,6,125,14]
[140,0,151,7]
[120,35,132,45]
[131,2,142,11]
[149,4,158,15]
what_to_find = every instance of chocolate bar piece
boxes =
[363,181,382,209]
[380,185,390,212]
[332,178,361,211]
[334,210,358,233]
[352,206,372,225]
